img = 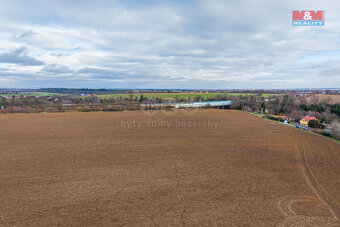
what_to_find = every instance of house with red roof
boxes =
[299,116,317,126]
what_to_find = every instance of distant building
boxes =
[140,100,232,109]
[299,116,317,126]
[264,98,276,102]
[173,100,232,109]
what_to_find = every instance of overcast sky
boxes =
[0,0,339,89]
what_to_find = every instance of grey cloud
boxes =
[77,67,125,79]
[14,30,36,39]
[0,71,38,79]
[0,47,44,66]
[76,66,184,81]
[41,64,73,74]
[50,52,69,57]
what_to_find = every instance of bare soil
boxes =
[0,110,339,226]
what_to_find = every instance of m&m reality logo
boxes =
[292,10,324,26]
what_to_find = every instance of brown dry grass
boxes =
[311,94,340,104]
[0,110,339,226]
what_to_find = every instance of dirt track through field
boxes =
[0,110,339,226]
[277,137,339,226]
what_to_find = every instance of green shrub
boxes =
[308,119,320,128]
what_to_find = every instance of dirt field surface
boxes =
[0,110,339,226]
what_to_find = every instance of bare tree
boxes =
[310,95,320,105]
[330,121,340,140]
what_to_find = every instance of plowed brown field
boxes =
[0,110,339,226]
